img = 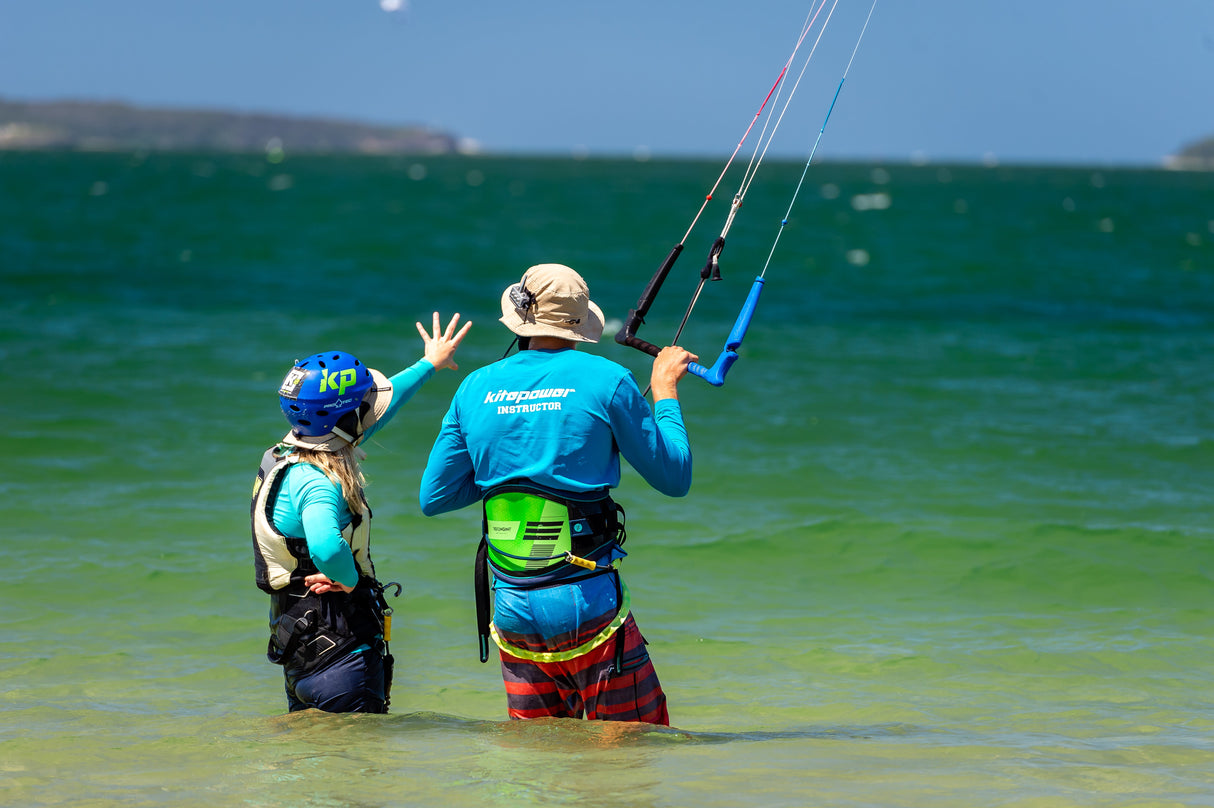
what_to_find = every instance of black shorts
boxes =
[284,647,387,713]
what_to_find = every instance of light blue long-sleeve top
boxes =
[270,359,434,588]
[419,348,691,516]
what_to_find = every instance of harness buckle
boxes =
[564,552,612,572]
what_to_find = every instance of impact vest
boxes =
[250,445,388,678]
[251,445,375,594]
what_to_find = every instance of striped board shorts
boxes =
[498,612,669,724]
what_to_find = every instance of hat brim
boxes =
[499,287,605,343]
[281,367,393,452]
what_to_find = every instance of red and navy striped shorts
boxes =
[498,613,669,725]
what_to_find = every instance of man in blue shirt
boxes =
[420,263,695,724]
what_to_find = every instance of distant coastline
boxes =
[0,97,473,156]
[3,96,1212,169]
[1166,135,1214,171]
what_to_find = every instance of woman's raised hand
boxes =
[417,312,472,371]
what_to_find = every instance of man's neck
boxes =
[527,336,577,351]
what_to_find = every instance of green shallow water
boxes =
[1,152,1212,806]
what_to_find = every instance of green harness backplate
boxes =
[484,491,574,573]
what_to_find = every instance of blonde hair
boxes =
[292,445,367,513]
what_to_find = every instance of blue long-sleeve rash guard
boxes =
[271,359,435,587]
[419,348,691,516]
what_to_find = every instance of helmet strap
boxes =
[331,406,364,447]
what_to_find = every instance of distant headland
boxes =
[0,97,472,155]
[1166,135,1214,171]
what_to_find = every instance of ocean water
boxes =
[2,151,1212,807]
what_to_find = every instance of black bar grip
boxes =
[633,244,684,319]
[615,317,662,357]
[614,243,685,357]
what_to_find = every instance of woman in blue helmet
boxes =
[251,312,471,713]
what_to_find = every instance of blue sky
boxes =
[2,0,1212,165]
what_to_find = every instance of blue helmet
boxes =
[277,351,375,438]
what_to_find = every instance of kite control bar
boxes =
[616,235,752,386]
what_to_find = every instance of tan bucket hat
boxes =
[280,367,394,453]
[499,263,605,343]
